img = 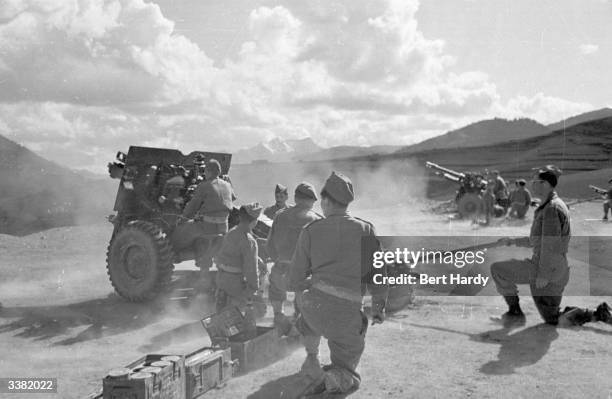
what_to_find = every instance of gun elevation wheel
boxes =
[106,221,174,301]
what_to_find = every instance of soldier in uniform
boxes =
[492,170,509,211]
[602,178,612,221]
[172,159,235,289]
[266,182,322,332]
[507,179,532,219]
[490,165,570,325]
[264,184,289,220]
[289,172,388,395]
[214,203,263,312]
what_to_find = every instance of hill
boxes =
[0,134,115,235]
[297,144,402,162]
[547,107,612,132]
[399,118,551,153]
[364,117,612,199]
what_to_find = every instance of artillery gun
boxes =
[589,185,607,196]
[425,161,487,218]
[106,146,270,302]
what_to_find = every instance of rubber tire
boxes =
[457,193,483,219]
[106,221,174,301]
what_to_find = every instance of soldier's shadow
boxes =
[410,323,558,375]
[247,372,356,399]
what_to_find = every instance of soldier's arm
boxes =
[288,229,311,292]
[537,206,563,281]
[525,190,532,206]
[363,226,388,312]
[182,184,204,219]
[242,238,259,293]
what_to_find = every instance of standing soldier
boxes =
[490,165,570,325]
[289,172,388,395]
[267,182,322,332]
[214,203,263,312]
[264,184,289,220]
[492,170,509,211]
[602,178,612,221]
[173,159,235,290]
[507,179,532,219]
[482,179,496,226]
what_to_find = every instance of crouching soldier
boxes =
[289,172,388,395]
[267,182,322,332]
[214,203,263,312]
[491,165,570,325]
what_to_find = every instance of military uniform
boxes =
[267,183,321,317]
[491,190,571,324]
[508,185,532,219]
[215,204,262,311]
[289,172,388,393]
[172,176,235,269]
[494,174,509,208]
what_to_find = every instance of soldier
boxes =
[492,170,509,210]
[490,165,570,325]
[602,178,612,221]
[507,179,532,219]
[173,159,235,289]
[267,182,322,332]
[214,203,263,312]
[263,184,289,220]
[289,171,388,395]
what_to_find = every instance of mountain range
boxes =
[1,107,611,234]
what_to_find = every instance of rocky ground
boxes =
[0,201,611,399]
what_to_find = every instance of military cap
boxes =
[295,182,318,200]
[242,202,263,219]
[206,159,221,173]
[322,171,354,205]
[275,184,288,195]
[517,178,526,186]
[535,164,562,187]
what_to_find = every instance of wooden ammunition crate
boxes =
[201,307,299,374]
[184,346,234,399]
[102,354,185,399]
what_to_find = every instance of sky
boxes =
[0,0,610,171]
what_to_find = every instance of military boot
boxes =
[501,296,526,326]
[323,367,360,394]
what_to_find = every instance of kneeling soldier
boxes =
[491,165,570,325]
[289,172,388,395]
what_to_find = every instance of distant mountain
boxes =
[298,145,403,162]
[371,116,612,199]
[547,107,612,132]
[0,134,114,235]
[398,118,551,154]
[233,137,322,164]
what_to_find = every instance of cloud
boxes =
[579,43,599,55]
[496,92,592,124]
[0,0,597,172]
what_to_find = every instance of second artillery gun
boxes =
[425,161,487,218]
[106,146,271,302]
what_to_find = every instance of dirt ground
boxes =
[0,201,611,399]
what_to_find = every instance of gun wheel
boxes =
[106,221,174,301]
[457,193,483,219]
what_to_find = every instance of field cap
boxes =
[295,182,318,200]
[322,171,354,205]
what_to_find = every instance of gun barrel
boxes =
[589,185,606,195]
[425,162,465,179]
